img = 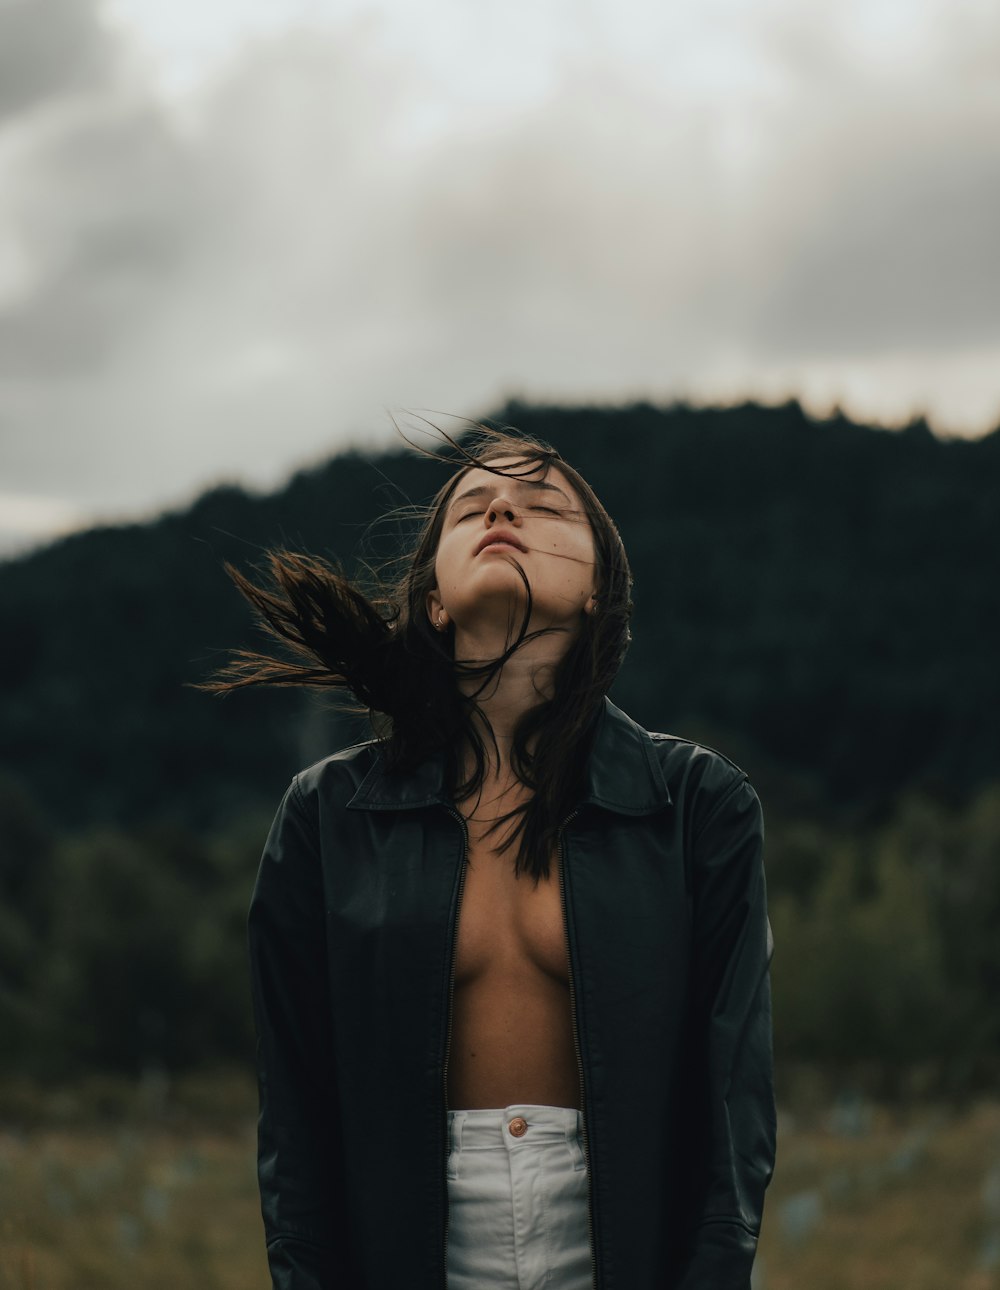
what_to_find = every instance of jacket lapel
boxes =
[346,697,672,816]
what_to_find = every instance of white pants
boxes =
[445,1104,592,1290]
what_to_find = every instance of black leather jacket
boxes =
[249,698,776,1289]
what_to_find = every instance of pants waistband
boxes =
[447,1104,583,1152]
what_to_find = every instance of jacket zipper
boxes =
[441,807,470,1288]
[559,809,599,1290]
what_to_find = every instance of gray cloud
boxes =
[735,2,1000,359]
[0,99,211,376]
[0,0,112,122]
[753,140,1000,358]
[1,1,999,557]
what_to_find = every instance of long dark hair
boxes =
[204,425,633,880]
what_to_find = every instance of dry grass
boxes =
[0,1073,265,1290]
[1,1076,999,1289]
[757,1099,1000,1290]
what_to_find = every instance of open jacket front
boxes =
[249,698,777,1289]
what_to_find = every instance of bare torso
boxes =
[446,803,580,1111]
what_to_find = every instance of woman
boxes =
[213,427,776,1289]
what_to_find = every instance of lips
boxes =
[475,530,527,556]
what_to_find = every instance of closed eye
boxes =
[531,506,561,515]
[456,510,484,522]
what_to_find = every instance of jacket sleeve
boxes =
[248,776,354,1289]
[673,772,776,1290]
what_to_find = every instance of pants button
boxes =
[508,1116,528,1138]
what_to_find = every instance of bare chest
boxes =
[453,834,570,986]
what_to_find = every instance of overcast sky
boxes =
[1,0,998,556]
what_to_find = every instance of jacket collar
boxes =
[347,697,671,816]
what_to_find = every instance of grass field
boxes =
[1,1075,998,1289]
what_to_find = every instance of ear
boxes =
[584,592,599,616]
[426,587,444,627]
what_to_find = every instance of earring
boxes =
[434,611,449,631]
[587,596,599,615]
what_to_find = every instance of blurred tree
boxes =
[770,837,955,1083]
[0,777,56,1065]
[31,823,259,1076]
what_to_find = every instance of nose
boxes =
[485,494,522,526]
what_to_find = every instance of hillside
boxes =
[2,399,997,830]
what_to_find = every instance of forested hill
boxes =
[2,399,998,831]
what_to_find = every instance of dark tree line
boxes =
[2,398,996,830]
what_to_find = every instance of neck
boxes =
[452,621,572,778]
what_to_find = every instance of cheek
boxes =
[548,543,596,603]
[432,555,452,596]
[558,533,597,581]
[433,540,465,596]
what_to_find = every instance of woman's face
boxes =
[426,457,598,638]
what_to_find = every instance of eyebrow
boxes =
[448,479,574,512]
